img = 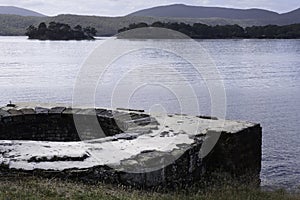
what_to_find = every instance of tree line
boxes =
[26,22,97,40]
[118,22,300,39]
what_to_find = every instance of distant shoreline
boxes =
[118,22,300,39]
[0,35,300,42]
[1,35,300,40]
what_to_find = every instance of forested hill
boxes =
[129,4,300,25]
[0,4,299,36]
[0,14,263,36]
[118,22,300,39]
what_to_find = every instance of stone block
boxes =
[49,107,66,114]
[20,108,35,115]
[62,108,81,115]
[35,107,49,114]
[7,109,23,116]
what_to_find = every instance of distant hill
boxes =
[129,4,300,25]
[0,4,299,36]
[128,4,280,20]
[0,14,46,35]
[42,14,265,36]
[282,8,300,18]
[0,14,273,36]
[0,6,45,17]
[275,8,300,24]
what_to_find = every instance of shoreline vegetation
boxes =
[118,22,300,39]
[25,22,97,40]
[23,21,300,40]
[0,176,299,200]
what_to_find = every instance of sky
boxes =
[0,0,299,16]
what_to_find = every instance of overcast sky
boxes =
[0,0,299,16]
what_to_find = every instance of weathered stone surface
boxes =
[63,108,81,115]
[35,107,49,114]
[49,107,66,114]
[7,109,23,116]
[0,103,262,189]
[76,109,96,115]
[20,108,35,115]
[0,110,10,118]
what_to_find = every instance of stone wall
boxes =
[0,106,153,141]
[0,103,262,190]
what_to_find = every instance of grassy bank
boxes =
[0,176,299,200]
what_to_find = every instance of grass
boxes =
[0,176,299,200]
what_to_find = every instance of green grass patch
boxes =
[0,176,299,200]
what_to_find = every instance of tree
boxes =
[83,26,97,39]
[25,25,37,39]
[37,22,47,36]
[192,23,212,38]
[74,25,82,31]
[151,21,165,28]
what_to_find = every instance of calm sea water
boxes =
[0,36,299,190]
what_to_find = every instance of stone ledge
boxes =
[0,103,262,189]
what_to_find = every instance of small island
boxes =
[25,22,97,40]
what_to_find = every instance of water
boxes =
[0,36,299,190]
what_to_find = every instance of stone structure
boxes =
[0,103,262,189]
